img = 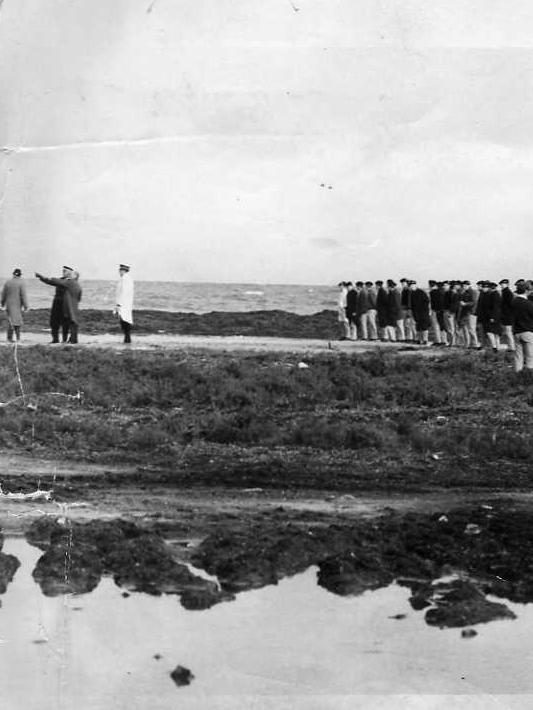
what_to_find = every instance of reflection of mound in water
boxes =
[27,518,234,609]
[0,552,20,594]
[191,503,533,631]
[412,578,516,628]
[0,527,21,595]
[316,506,533,629]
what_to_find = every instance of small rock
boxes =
[170,665,194,687]
[153,653,162,660]
[438,515,449,523]
[465,524,481,536]
[297,361,309,369]
[388,613,407,620]
[461,628,478,639]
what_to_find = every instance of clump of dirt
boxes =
[413,579,516,628]
[170,665,194,687]
[26,517,233,608]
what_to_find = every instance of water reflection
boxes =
[26,518,234,610]
[21,514,530,632]
[1,537,533,707]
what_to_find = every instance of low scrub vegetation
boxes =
[0,346,531,489]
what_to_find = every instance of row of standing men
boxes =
[337,278,521,352]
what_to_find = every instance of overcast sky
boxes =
[0,0,532,283]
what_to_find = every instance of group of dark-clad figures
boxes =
[338,278,533,372]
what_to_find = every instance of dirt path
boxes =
[0,454,527,539]
[4,331,447,354]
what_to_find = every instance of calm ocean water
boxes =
[21,280,336,316]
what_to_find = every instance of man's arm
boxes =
[35,273,65,287]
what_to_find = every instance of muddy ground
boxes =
[0,323,531,633]
[0,466,532,630]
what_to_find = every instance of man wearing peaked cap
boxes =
[410,280,431,345]
[375,280,388,340]
[512,281,533,371]
[1,268,29,342]
[364,281,378,340]
[385,279,402,342]
[35,266,82,344]
[114,264,134,344]
[428,280,445,345]
[35,265,72,343]
[499,279,515,352]
[458,279,480,349]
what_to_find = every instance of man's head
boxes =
[12,268,21,278]
[499,279,509,288]
[365,281,373,288]
[442,280,450,291]
[119,263,130,276]
[409,280,417,291]
[62,265,73,278]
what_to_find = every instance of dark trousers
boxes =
[64,320,79,344]
[120,319,132,343]
[50,303,63,343]
[7,324,20,342]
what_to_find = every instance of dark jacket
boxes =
[513,296,533,333]
[501,287,515,326]
[376,287,389,328]
[411,289,430,330]
[429,288,444,312]
[346,289,357,320]
[38,276,82,324]
[458,287,476,320]
[387,289,402,325]
[356,288,371,317]
[400,287,411,310]
[443,290,460,315]
[480,290,502,334]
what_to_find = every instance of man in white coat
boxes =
[114,264,134,343]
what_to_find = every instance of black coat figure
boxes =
[411,289,430,331]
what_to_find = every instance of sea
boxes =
[22,280,336,315]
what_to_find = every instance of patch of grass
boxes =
[0,346,531,483]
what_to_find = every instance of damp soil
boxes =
[5,490,533,630]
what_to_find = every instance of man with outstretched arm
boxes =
[35,267,82,344]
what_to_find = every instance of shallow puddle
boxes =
[0,537,532,709]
